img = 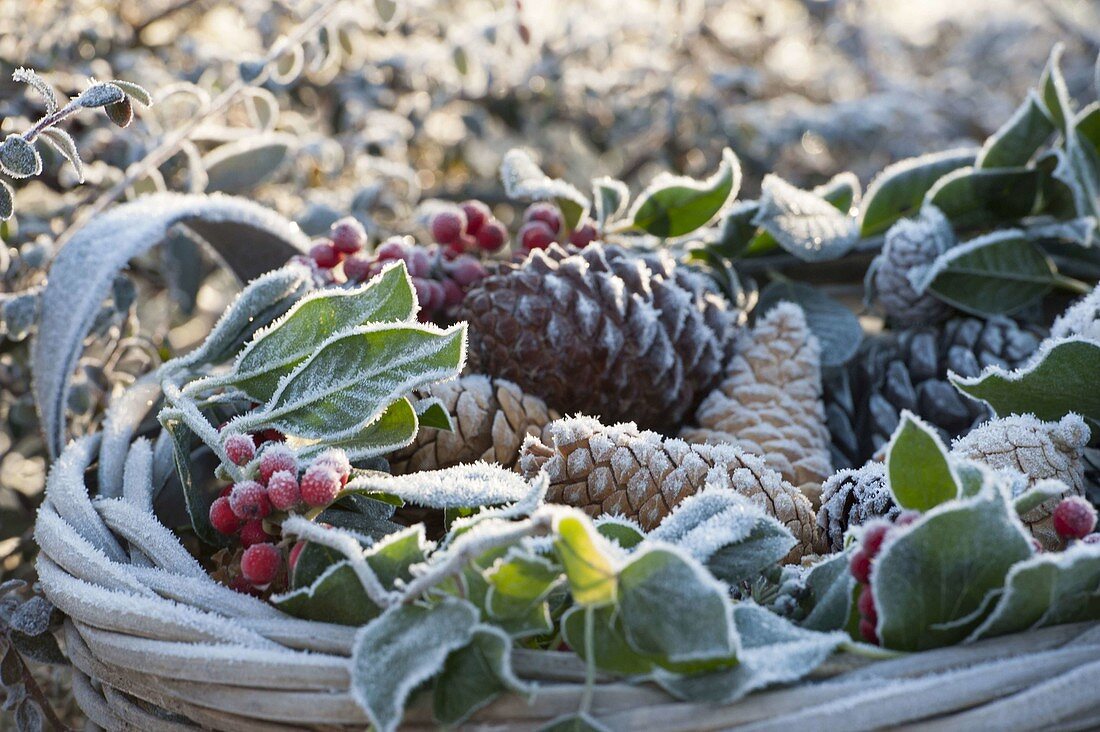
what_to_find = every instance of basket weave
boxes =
[37,435,1100,731]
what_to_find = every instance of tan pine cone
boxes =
[518,415,825,562]
[681,302,832,492]
[389,375,560,473]
[951,413,1090,549]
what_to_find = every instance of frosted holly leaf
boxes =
[655,603,846,704]
[647,487,794,585]
[33,193,310,457]
[1051,286,1100,342]
[432,625,533,726]
[885,411,960,511]
[628,148,741,238]
[594,515,646,549]
[347,462,532,509]
[859,148,977,236]
[752,174,858,262]
[294,398,420,463]
[350,598,479,732]
[968,542,1100,641]
[500,148,589,229]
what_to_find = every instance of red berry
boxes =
[405,247,431,278]
[857,584,877,624]
[330,216,366,254]
[309,241,341,269]
[241,542,282,586]
[475,219,507,252]
[413,278,438,311]
[849,548,872,584]
[313,449,351,487]
[267,470,302,511]
[300,464,342,507]
[288,541,306,575]
[461,200,491,235]
[861,521,891,558]
[569,220,598,248]
[343,256,373,283]
[229,480,271,520]
[239,518,272,548]
[431,209,466,245]
[219,485,234,499]
[258,446,298,486]
[1053,496,1098,541]
[447,255,488,287]
[858,617,879,645]
[224,434,256,466]
[524,202,562,234]
[441,278,464,308]
[209,496,240,535]
[519,221,556,251]
[375,239,407,261]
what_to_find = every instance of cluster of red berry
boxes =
[1052,496,1099,544]
[306,216,369,273]
[429,200,508,257]
[209,434,351,590]
[848,511,918,645]
[514,202,597,252]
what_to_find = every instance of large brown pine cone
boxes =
[461,243,741,432]
[389,375,559,473]
[518,415,825,562]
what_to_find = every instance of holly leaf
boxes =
[968,543,1100,641]
[592,176,630,228]
[918,230,1058,317]
[884,412,959,512]
[629,148,741,238]
[951,337,1100,441]
[708,200,760,259]
[752,175,857,262]
[859,148,976,236]
[162,417,227,547]
[872,489,1033,651]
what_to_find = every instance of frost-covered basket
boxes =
[34,433,1100,731]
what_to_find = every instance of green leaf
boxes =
[756,281,862,367]
[414,397,453,431]
[235,322,465,442]
[484,550,563,620]
[872,490,1032,651]
[629,148,741,238]
[708,200,760,259]
[162,417,226,547]
[203,134,295,194]
[1013,479,1068,517]
[109,79,153,107]
[275,560,380,625]
[976,92,1056,169]
[433,626,530,726]
[799,552,858,632]
[919,230,1057,317]
[859,148,976,236]
[969,544,1100,641]
[594,515,646,549]
[884,412,959,512]
[500,149,589,230]
[314,493,403,538]
[561,604,655,676]
[951,338,1100,440]
[617,546,736,670]
[553,514,618,606]
[0,134,42,179]
[0,180,13,221]
[815,171,862,212]
[592,176,629,228]
[1039,44,1072,134]
[925,166,1041,228]
[215,262,416,401]
[752,174,857,262]
[656,604,845,704]
[39,128,83,183]
[297,397,420,462]
[349,598,479,732]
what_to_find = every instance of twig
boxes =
[0,636,70,731]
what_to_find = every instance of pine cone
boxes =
[816,462,899,552]
[461,243,740,432]
[681,302,831,491]
[518,415,824,562]
[824,316,1046,469]
[1052,287,1100,341]
[869,206,953,327]
[389,375,560,473]
[951,413,1090,549]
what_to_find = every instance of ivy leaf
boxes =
[872,489,1032,651]
[884,411,959,512]
[925,166,1041,229]
[561,604,655,676]
[918,230,1058,317]
[629,148,741,238]
[213,261,416,401]
[751,174,857,262]
[951,338,1100,441]
[500,149,589,230]
[977,92,1056,169]
[0,135,42,179]
[349,598,479,732]
[617,546,736,671]
[38,128,83,183]
[756,280,862,367]
[968,544,1100,641]
[553,514,618,606]
[484,550,562,621]
[859,148,976,236]
[432,626,531,726]
[234,322,464,442]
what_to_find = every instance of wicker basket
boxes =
[37,435,1100,731]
